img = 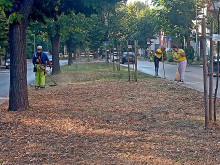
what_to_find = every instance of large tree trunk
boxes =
[9,20,28,111]
[73,47,77,60]
[186,36,191,47]
[50,33,61,74]
[8,0,34,111]
[67,41,73,66]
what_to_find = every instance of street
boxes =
[122,59,220,97]
[0,60,68,104]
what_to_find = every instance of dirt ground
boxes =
[0,63,220,164]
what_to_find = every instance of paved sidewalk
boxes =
[122,60,220,97]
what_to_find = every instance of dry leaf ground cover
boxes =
[0,62,220,165]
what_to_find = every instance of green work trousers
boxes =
[35,64,45,87]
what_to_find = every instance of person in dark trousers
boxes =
[154,46,165,76]
[33,46,52,89]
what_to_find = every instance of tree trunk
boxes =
[50,33,61,74]
[94,50,98,59]
[73,48,77,60]
[68,49,72,66]
[9,20,29,111]
[8,0,34,111]
[67,41,73,66]
[186,36,191,47]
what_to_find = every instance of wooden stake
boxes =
[209,21,214,122]
[113,44,115,71]
[202,18,209,129]
[127,41,130,81]
[135,40,138,82]
[214,8,220,122]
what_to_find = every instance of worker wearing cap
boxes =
[154,46,165,76]
[33,46,52,89]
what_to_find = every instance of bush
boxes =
[163,51,167,61]
[185,46,195,60]
[167,52,174,62]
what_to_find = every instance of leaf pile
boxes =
[0,63,220,164]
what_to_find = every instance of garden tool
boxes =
[46,69,57,86]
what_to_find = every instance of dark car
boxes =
[5,59,10,69]
[121,52,135,64]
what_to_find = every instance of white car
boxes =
[6,59,10,69]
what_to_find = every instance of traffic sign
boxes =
[103,41,109,46]
[168,36,172,41]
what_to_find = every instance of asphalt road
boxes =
[0,60,68,104]
[122,60,220,98]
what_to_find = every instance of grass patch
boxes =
[56,62,152,84]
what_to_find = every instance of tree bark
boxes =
[50,33,61,74]
[73,47,77,60]
[9,20,28,111]
[67,41,73,66]
[94,50,98,59]
[8,0,34,111]
[186,36,191,47]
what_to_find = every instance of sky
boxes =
[127,0,152,5]
[127,0,153,7]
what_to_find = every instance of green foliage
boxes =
[151,0,200,45]
[0,0,24,24]
[8,13,23,23]
[0,0,13,12]
[185,46,195,60]
[0,11,8,60]
[168,52,174,62]
[108,2,155,49]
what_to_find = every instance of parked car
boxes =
[112,52,120,62]
[121,52,135,64]
[5,59,10,69]
[63,54,68,58]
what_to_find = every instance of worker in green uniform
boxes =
[33,46,52,89]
